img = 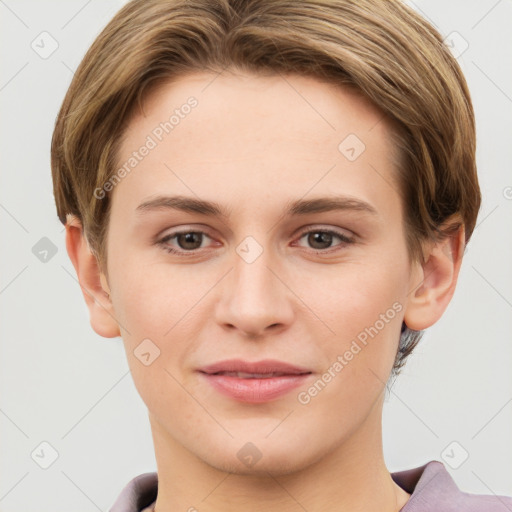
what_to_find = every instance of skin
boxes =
[66,69,464,512]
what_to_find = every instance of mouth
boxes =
[207,371,302,378]
[198,359,313,403]
[199,358,311,375]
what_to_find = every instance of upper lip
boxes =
[199,359,312,375]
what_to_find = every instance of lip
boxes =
[198,358,313,403]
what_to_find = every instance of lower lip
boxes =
[200,373,311,403]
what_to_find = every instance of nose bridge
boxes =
[215,233,293,335]
[235,241,276,300]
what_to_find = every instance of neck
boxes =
[149,395,410,512]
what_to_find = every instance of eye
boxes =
[294,228,355,252]
[156,226,355,257]
[157,230,214,255]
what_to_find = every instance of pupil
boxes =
[310,232,332,249]
[179,232,201,250]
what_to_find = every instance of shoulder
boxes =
[110,472,158,512]
[110,463,512,512]
[392,460,512,512]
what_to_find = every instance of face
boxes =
[103,70,419,475]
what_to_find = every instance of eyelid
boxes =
[158,227,216,247]
[292,229,355,255]
[294,224,355,242]
[156,224,215,242]
[157,224,354,242]
[156,224,356,256]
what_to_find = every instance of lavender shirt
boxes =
[110,460,512,511]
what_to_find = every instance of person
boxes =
[50,0,512,511]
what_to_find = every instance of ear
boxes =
[65,214,121,338]
[404,221,465,331]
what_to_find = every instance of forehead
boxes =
[134,70,391,139]
[113,70,401,220]
[125,70,395,151]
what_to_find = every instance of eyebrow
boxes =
[135,194,378,218]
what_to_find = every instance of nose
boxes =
[214,244,294,338]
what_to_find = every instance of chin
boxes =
[198,437,324,477]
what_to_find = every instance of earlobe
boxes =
[65,215,121,338]
[404,223,465,332]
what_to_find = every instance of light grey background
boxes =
[1,0,511,510]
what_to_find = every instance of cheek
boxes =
[110,258,210,340]
[299,266,404,435]
[109,259,216,389]
[109,264,196,417]
[319,262,405,338]
[311,251,408,382]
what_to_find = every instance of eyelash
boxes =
[156,227,355,256]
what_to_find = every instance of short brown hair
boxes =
[51,0,480,376]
